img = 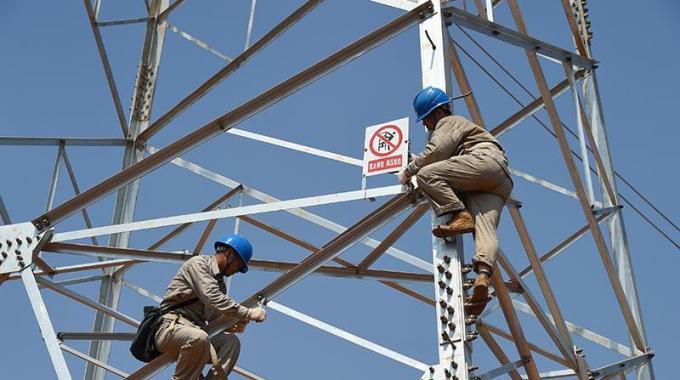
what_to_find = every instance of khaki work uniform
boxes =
[155,255,250,380]
[405,115,513,269]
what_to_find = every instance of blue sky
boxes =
[0,1,678,379]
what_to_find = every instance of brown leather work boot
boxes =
[432,210,475,238]
[468,272,491,304]
[505,279,523,294]
[465,298,491,316]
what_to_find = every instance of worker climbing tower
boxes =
[0,1,657,379]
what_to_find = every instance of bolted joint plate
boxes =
[132,64,156,121]
[0,222,52,274]
[421,364,464,380]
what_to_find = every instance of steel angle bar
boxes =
[58,332,136,341]
[517,209,616,278]
[506,0,645,351]
[564,62,595,204]
[440,4,596,69]
[268,301,430,371]
[34,256,57,276]
[21,269,72,380]
[508,166,577,196]
[507,206,578,366]
[491,70,587,137]
[167,23,233,61]
[475,359,525,380]
[138,0,324,142]
[193,219,218,254]
[62,148,99,246]
[480,322,571,368]
[126,192,415,379]
[447,34,484,126]
[52,274,106,287]
[45,242,431,284]
[471,0,488,20]
[577,99,617,203]
[148,186,244,251]
[238,215,320,253]
[233,366,267,380]
[227,128,363,166]
[123,281,163,303]
[489,264,542,379]
[249,259,432,284]
[52,185,404,242]
[558,0,589,58]
[520,370,575,379]
[33,2,433,231]
[477,324,523,380]
[82,0,129,136]
[484,0,494,21]
[36,277,140,327]
[238,215,434,305]
[256,192,413,300]
[6,259,138,281]
[43,242,192,263]
[157,0,185,20]
[356,203,428,272]
[370,0,417,11]
[97,17,150,27]
[154,147,433,272]
[46,144,64,212]
[511,300,633,357]
[244,0,257,50]
[583,59,655,380]
[0,194,11,224]
[496,251,575,368]
[85,1,170,366]
[589,353,654,379]
[61,344,128,378]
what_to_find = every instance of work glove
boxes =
[397,168,410,185]
[247,306,267,323]
[227,319,249,333]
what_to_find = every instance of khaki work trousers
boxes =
[415,148,513,270]
[155,315,241,380]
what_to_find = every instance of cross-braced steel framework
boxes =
[0,0,657,379]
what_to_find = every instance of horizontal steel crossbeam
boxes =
[31,0,434,231]
[441,4,596,69]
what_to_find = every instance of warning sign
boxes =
[362,117,409,177]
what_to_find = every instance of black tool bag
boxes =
[130,297,199,362]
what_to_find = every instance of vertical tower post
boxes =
[85,0,170,378]
[582,72,655,380]
[568,1,654,378]
[417,1,473,379]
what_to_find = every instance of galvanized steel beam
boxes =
[32,1,435,231]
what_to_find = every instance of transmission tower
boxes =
[0,1,655,379]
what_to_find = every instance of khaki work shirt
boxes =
[159,255,249,326]
[405,115,505,177]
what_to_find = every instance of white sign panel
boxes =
[362,117,409,177]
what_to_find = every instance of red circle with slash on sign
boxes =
[368,125,403,157]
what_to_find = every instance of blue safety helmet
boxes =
[413,86,451,121]
[214,234,253,273]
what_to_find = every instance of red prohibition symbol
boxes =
[369,125,403,157]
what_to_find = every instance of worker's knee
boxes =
[416,165,435,181]
[186,329,211,351]
[415,168,437,188]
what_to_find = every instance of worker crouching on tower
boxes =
[154,234,267,379]
[398,87,514,316]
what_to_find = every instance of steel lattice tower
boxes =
[0,1,655,379]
